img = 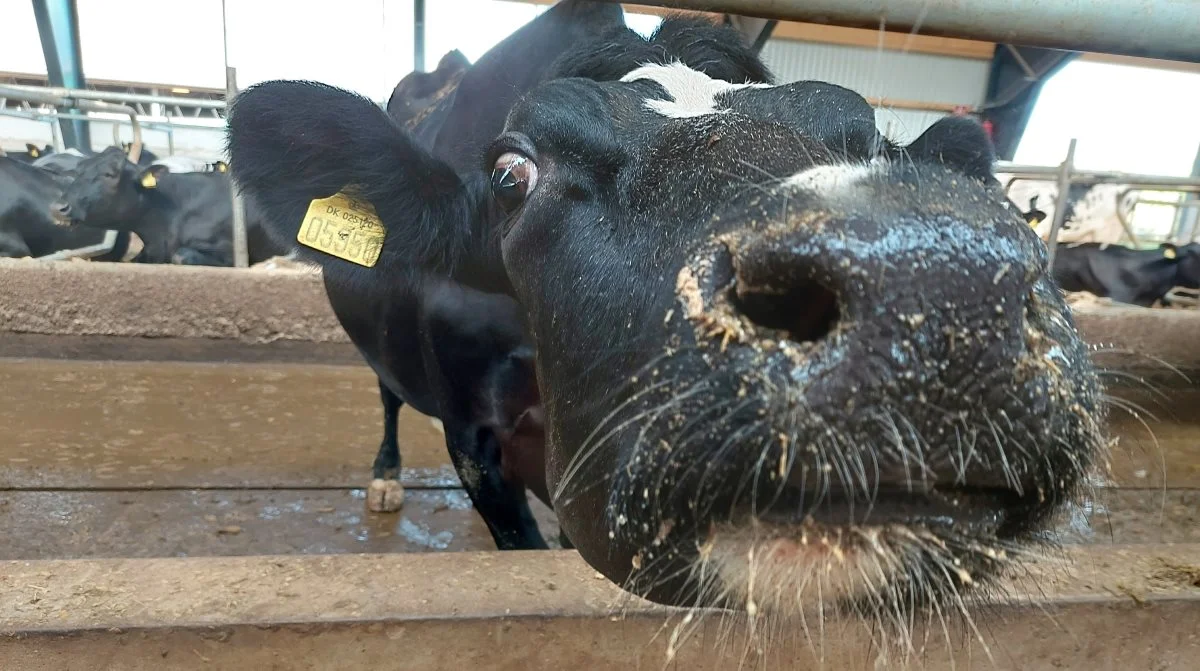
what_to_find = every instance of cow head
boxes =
[52,146,163,229]
[1173,242,1200,288]
[227,6,1105,625]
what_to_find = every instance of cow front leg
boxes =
[443,420,547,550]
[367,381,405,512]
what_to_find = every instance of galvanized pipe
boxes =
[602,0,1200,62]
[226,67,249,269]
[1045,138,1076,266]
[36,230,119,261]
[996,162,1200,191]
[0,107,223,132]
[0,84,141,159]
[0,108,224,133]
[0,83,225,110]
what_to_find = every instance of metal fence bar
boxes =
[600,0,1200,62]
[0,83,225,110]
[1044,139,1076,266]
[0,108,224,133]
[36,230,120,262]
[0,85,142,158]
[226,67,249,269]
[996,162,1200,191]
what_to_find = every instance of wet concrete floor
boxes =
[0,357,1196,561]
[0,488,561,559]
[0,358,453,489]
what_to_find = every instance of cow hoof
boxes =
[367,478,405,512]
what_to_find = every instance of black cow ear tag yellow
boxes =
[1029,217,1041,227]
[297,191,385,267]
[140,172,158,188]
[29,148,39,158]
[214,161,228,173]
[1164,247,1177,259]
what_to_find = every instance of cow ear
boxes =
[226,80,495,286]
[903,116,995,182]
[137,165,168,189]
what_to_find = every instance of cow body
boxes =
[223,4,617,550]
[0,157,129,259]
[54,147,282,265]
[1053,242,1200,306]
[227,0,1105,631]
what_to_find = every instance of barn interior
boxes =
[1,1,1199,668]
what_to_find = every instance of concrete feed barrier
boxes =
[2,259,1198,372]
[0,545,1198,670]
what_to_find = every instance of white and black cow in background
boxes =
[226,0,1105,629]
[1004,177,1140,244]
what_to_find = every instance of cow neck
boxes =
[129,179,180,255]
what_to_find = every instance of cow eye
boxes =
[491,152,538,213]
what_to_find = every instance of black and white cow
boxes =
[227,1,1105,622]
[52,147,283,265]
[0,155,129,259]
[1053,241,1200,306]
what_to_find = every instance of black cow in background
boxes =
[52,146,282,265]
[386,49,470,140]
[1053,241,1200,306]
[1,143,54,164]
[0,156,130,259]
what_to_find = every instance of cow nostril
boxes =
[54,202,71,216]
[732,280,840,344]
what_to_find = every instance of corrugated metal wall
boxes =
[759,40,990,144]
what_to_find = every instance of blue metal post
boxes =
[414,0,426,72]
[31,0,90,151]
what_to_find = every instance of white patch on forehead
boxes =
[619,61,772,119]
[785,160,882,196]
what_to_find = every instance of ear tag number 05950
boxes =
[297,192,386,267]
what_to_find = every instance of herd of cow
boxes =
[0,0,1175,637]
[1015,191,1200,307]
[0,139,283,264]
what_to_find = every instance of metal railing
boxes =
[601,0,1200,62]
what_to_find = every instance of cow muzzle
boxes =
[603,182,1105,615]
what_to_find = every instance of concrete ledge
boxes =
[1074,304,1200,380]
[1,546,1198,669]
[0,259,347,345]
[2,260,1197,376]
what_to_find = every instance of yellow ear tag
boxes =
[1164,247,1177,259]
[1029,217,1041,227]
[29,148,39,158]
[215,162,228,173]
[140,172,157,188]
[297,191,385,267]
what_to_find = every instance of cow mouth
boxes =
[745,484,1029,537]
